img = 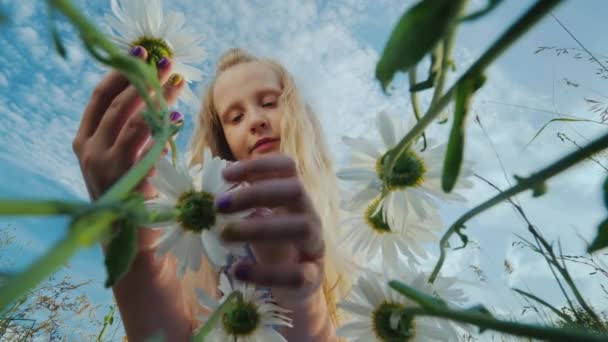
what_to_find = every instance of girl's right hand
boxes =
[72,46,184,250]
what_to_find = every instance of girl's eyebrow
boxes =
[221,88,282,119]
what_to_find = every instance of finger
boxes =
[221,215,314,243]
[94,57,174,147]
[77,46,148,139]
[232,261,322,290]
[215,177,307,213]
[112,76,185,163]
[222,154,297,183]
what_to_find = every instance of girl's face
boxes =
[213,61,283,161]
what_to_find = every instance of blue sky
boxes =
[0,0,607,340]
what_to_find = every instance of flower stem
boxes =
[0,0,176,309]
[0,212,117,309]
[384,0,564,175]
[429,130,608,284]
[407,66,427,150]
[401,307,607,341]
[0,199,87,216]
[191,291,244,342]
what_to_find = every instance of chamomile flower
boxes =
[105,0,206,104]
[338,111,473,231]
[341,196,442,268]
[195,273,293,342]
[145,149,246,277]
[337,269,467,341]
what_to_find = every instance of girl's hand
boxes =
[216,154,326,307]
[72,46,183,250]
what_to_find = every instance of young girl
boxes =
[72,47,350,341]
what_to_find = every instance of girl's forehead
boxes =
[213,62,281,105]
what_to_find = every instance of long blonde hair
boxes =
[185,48,351,327]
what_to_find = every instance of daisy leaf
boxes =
[442,74,485,192]
[0,11,7,24]
[462,304,494,333]
[104,219,138,288]
[514,175,547,197]
[603,177,608,209]
[375,0,464,92]
[51,24,67,59]
[588,218,608,254]
[460,0,504,22]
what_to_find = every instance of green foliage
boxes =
[442,74,485,192]
[375,0,464,91]
[588,218,608,253]
[589,177,608,253]
[104,220,138,288]
[460,0,504,21]
[555,306,608,335]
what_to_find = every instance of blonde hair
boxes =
[185,48,351,327]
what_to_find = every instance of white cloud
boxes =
[1,1,607,340]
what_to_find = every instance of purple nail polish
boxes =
[170,111,183,122]
[157,57,170,69]
[234,264,251,281]
[130,46,143,57]
[215,193,231,211]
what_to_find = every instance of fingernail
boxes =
[169,73,183,86]
[130,46,144,57]
[215,193,231,211]
[158,57,170,69]
[234,264,251,281]
[170,111,183,122]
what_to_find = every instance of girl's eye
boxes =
[231,113,243,123]
[262,101,276,108]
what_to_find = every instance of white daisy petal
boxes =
[336,167,377,182]
[105,0,205,104]
[201,230,228,267]
[377,111,397,149]
[342,136,382,160]
[337,270,466,342]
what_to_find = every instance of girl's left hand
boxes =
[216,154,325,307]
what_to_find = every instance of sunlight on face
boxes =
[213,61,283,161]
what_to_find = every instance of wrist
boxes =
[276,287,337,341]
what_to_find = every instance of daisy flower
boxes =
[146,149,246,277]
[341,195,443,269]
[337,269,468,341]
[196,273,293,342]
[105,0,206,104]
[337,111,473,230]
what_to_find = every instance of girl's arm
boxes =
[278,289,338,342]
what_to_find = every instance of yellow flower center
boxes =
[365,197,391,234]
[176,191,216,233]
[376,149,426,191]
[372,301,415,341]
[131,36,173,66]
[222,299,261,336]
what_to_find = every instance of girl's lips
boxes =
[252,139,279,153]
[251,138,280,153]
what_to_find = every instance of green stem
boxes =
[429,130,608,284]
[0,212,117,310]
[428,4,462,111]
[0,200,87,216]
[191,291,243,342]
[49,0,167,126]
[401,307,607,341]
[407,66,427,150]
[384,0,564,176]
[99,133,171,203]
